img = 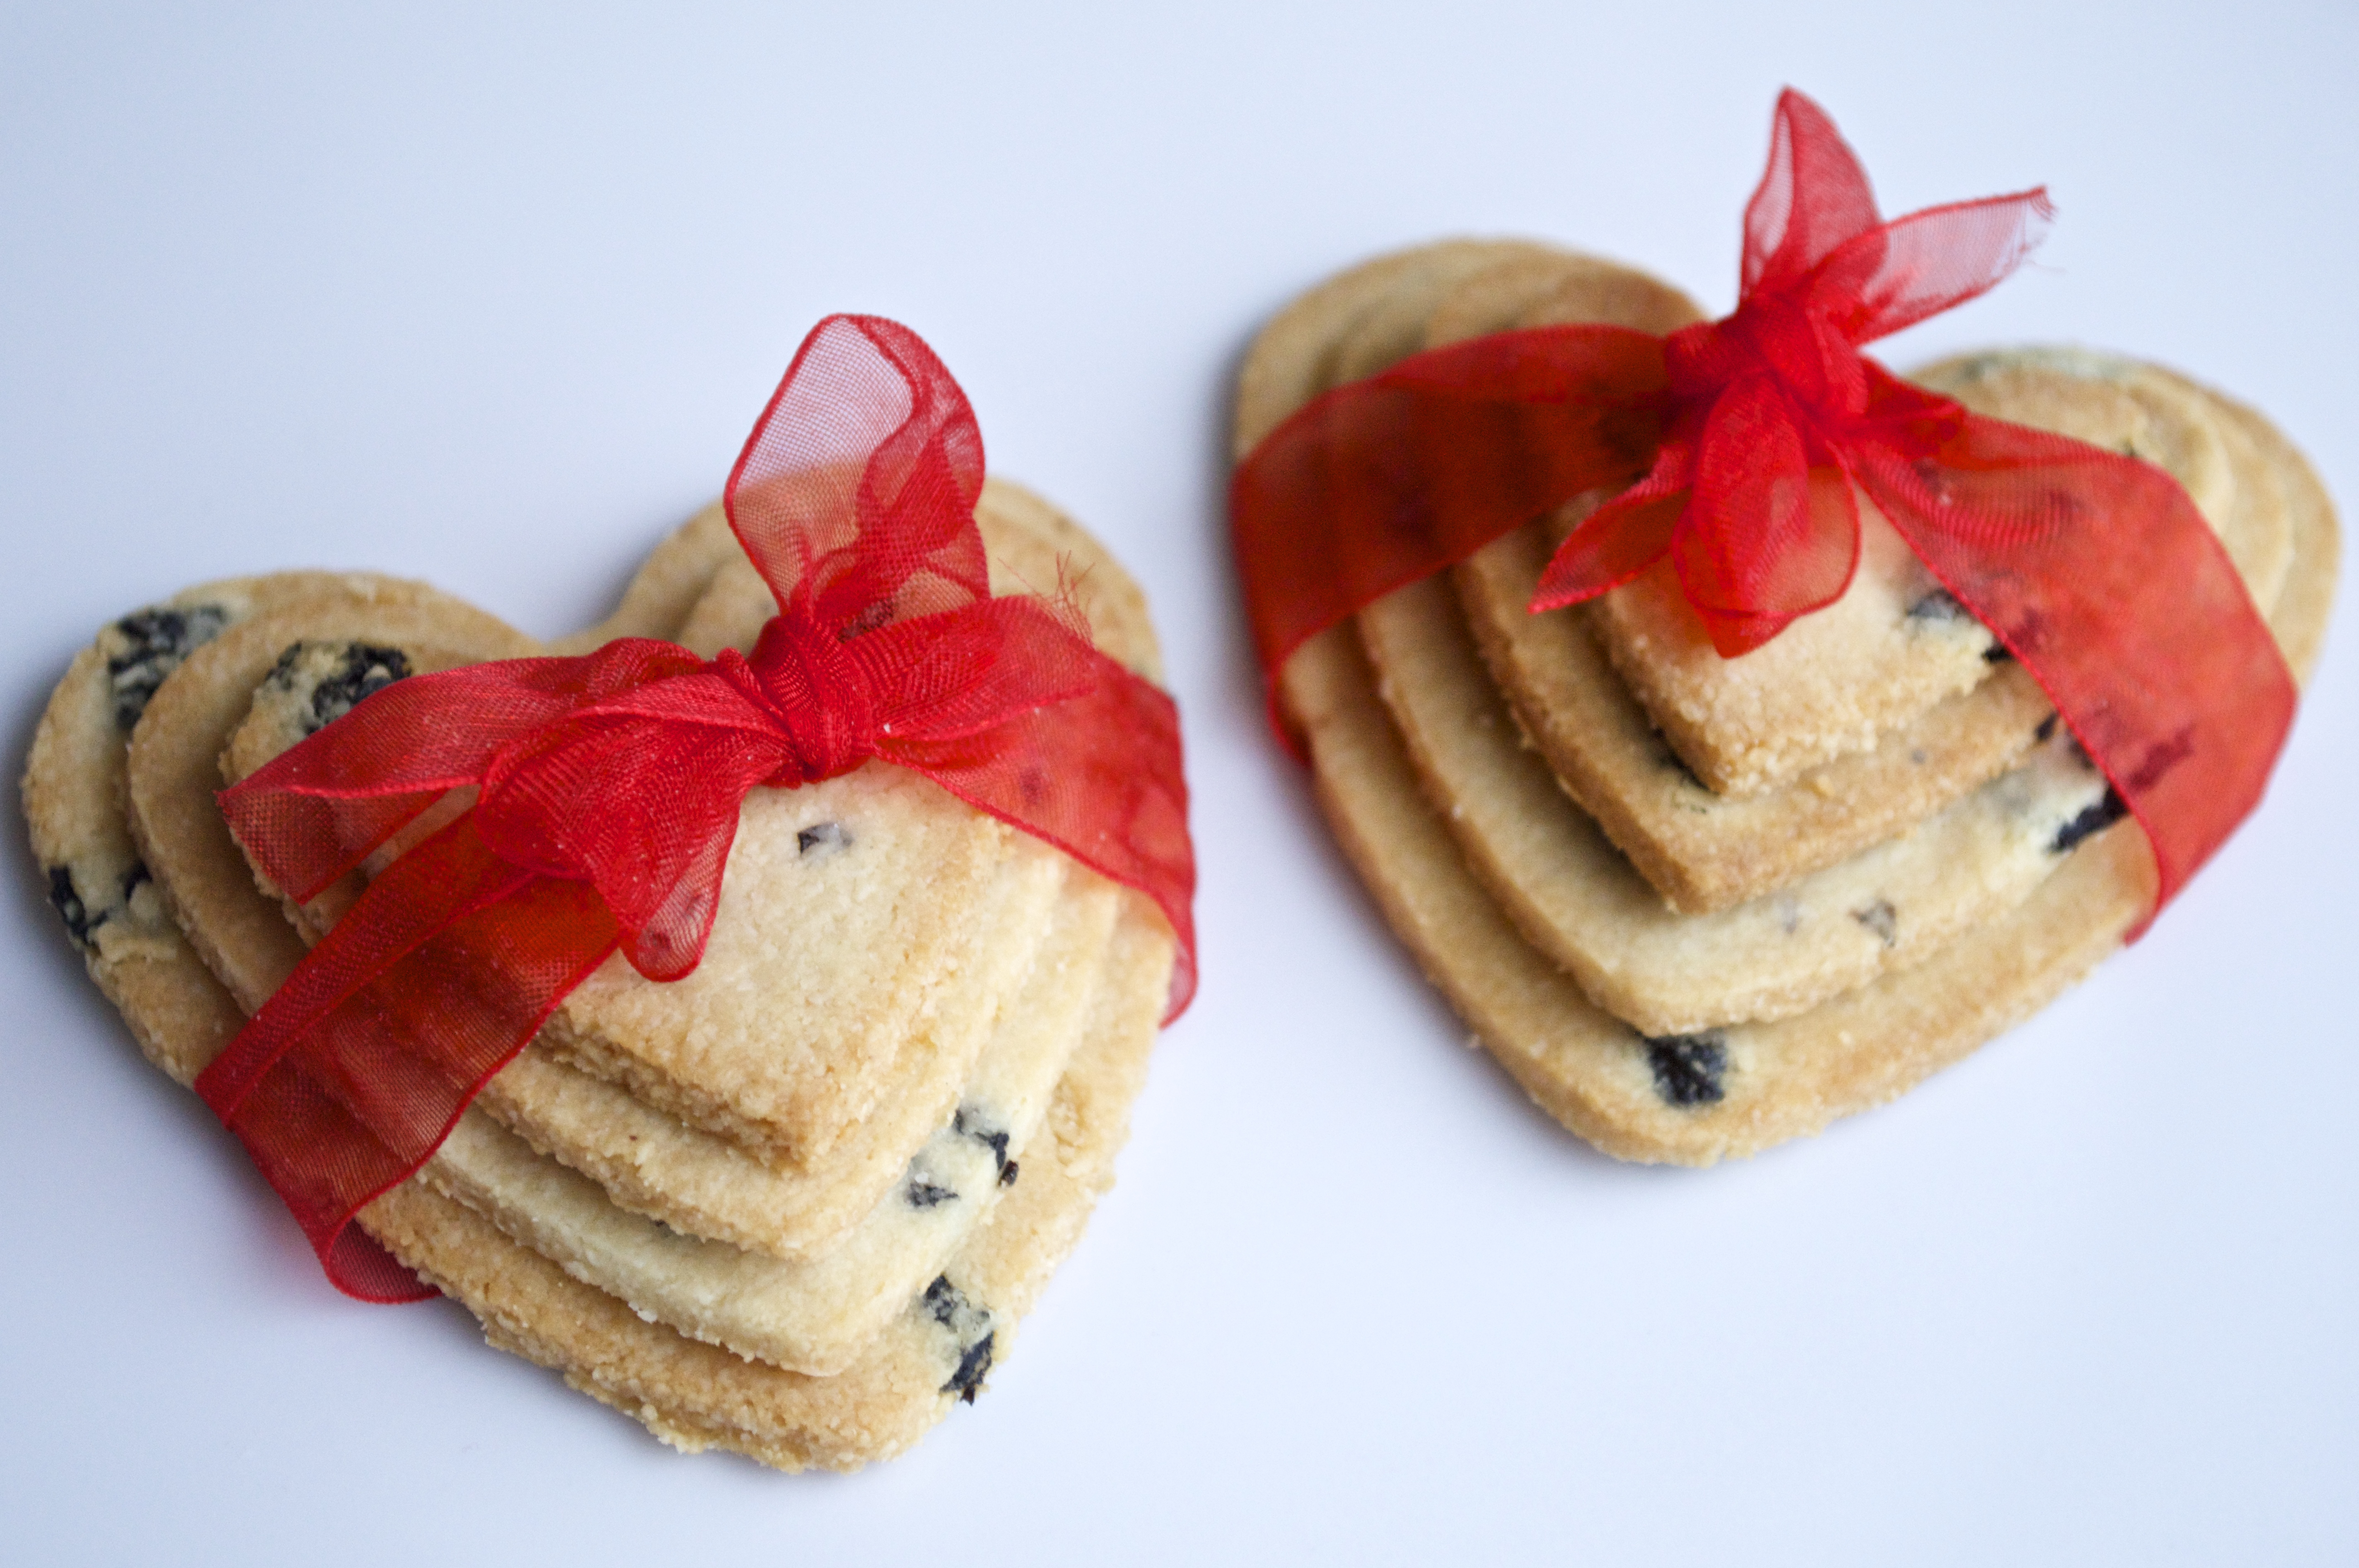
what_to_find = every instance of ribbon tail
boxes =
[888,652,1196,1019]
[195,813,621,1300]
[1852,417,2296,928]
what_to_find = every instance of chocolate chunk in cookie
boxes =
[1644,1032,1728,1107]
[106,604,230,729]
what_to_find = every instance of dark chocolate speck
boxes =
[922,1274,996,1401]
[797,821,851,858]
[1906,588,1967,623]
[2051,789,2129,855]
[305,644,412,734]
[107,604,230,729]
[48,865,103,948]
[1644,1032,1728,1107]
[945,1331,996,1404]
[953,1106,1012,1177]
[905,1177,958,1209]
[1852,898,1898,947]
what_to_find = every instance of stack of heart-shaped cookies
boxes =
[1236,241,2339,1162]
[24,478,1177,1471]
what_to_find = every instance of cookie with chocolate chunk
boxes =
[26,482,1181,1468]
[1238,239,2337,1161]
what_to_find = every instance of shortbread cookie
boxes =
[22,573,445,1076]
[178,519,1116,1246]
[1276,459,2331,1159]
[150,498,1158,1372]
[32,497,1180,1466]
[207,487,1170,1267]
[1242,247,2337,1160]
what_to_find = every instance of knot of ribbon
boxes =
[200,314,1196,1302]
[1232,89,2294,940]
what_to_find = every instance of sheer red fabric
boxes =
[201,315,1197,1301]
[1231,89,2293,936]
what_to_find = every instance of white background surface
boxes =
[3,4,2354,1563]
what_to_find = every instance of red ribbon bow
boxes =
[1232,89,2294,930]
[201,315,1196,1301]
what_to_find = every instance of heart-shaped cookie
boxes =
[25,477,1179,1466]
[1238,241,2337,1164]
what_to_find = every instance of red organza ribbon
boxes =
[199,315,1196,1301]
[1233,89,2294,933]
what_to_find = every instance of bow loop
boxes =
[725,315,992,637]
[1813,189,2054,347]
[1741,89,1883,299]
[1678,375,1860,652]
